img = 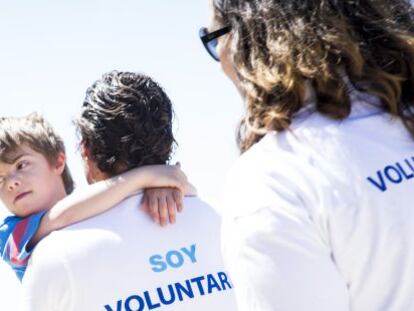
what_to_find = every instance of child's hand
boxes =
[183,181,197,196]
[173,162,198,196]
[141,187,183,226]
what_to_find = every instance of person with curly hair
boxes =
[199,0,414,309]
[0,112,191,282]
[19,71,236,310]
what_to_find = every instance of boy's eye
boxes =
[16,161,29,170]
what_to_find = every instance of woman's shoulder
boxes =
[228,130,313,178]
[225,132,315,204]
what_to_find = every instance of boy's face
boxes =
[0,144,66,217]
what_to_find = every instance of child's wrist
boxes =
[132,166,150,191]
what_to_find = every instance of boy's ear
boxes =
[55,152,66,175]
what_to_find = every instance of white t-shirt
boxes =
[19,195,236,311]
[222,90,414,310]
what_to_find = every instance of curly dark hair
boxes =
[76,71,176,177]
[212,0,414,152]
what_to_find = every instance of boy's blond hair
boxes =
[0,113,74,194]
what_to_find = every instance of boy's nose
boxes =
[7,177,21,191]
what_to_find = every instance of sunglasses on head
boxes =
[199,26,231,62]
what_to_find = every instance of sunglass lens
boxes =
[199,26,223,62]
[207,39,219,61]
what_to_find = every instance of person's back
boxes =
[21,194,236,310]
[18,71,235,310]
[222,89,414,310]
[200,0,414,308]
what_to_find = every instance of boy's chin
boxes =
[14,205,45,218]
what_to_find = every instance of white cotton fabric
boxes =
[222,90,414,311]
[19,195,236,311]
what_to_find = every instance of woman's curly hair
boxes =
[76,71,176,176]
[212,0,414,152]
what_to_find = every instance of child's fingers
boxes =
[158,195,168,227]
[172,189,184,212]
[166,194,176,224]
[148,191,160,224]
[140,195,149,212]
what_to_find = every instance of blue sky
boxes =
[0,1,243,306]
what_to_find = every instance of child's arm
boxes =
[28,164,187,249]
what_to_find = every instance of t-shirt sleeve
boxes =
[0,211,47,281]
[221,153,350,311]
